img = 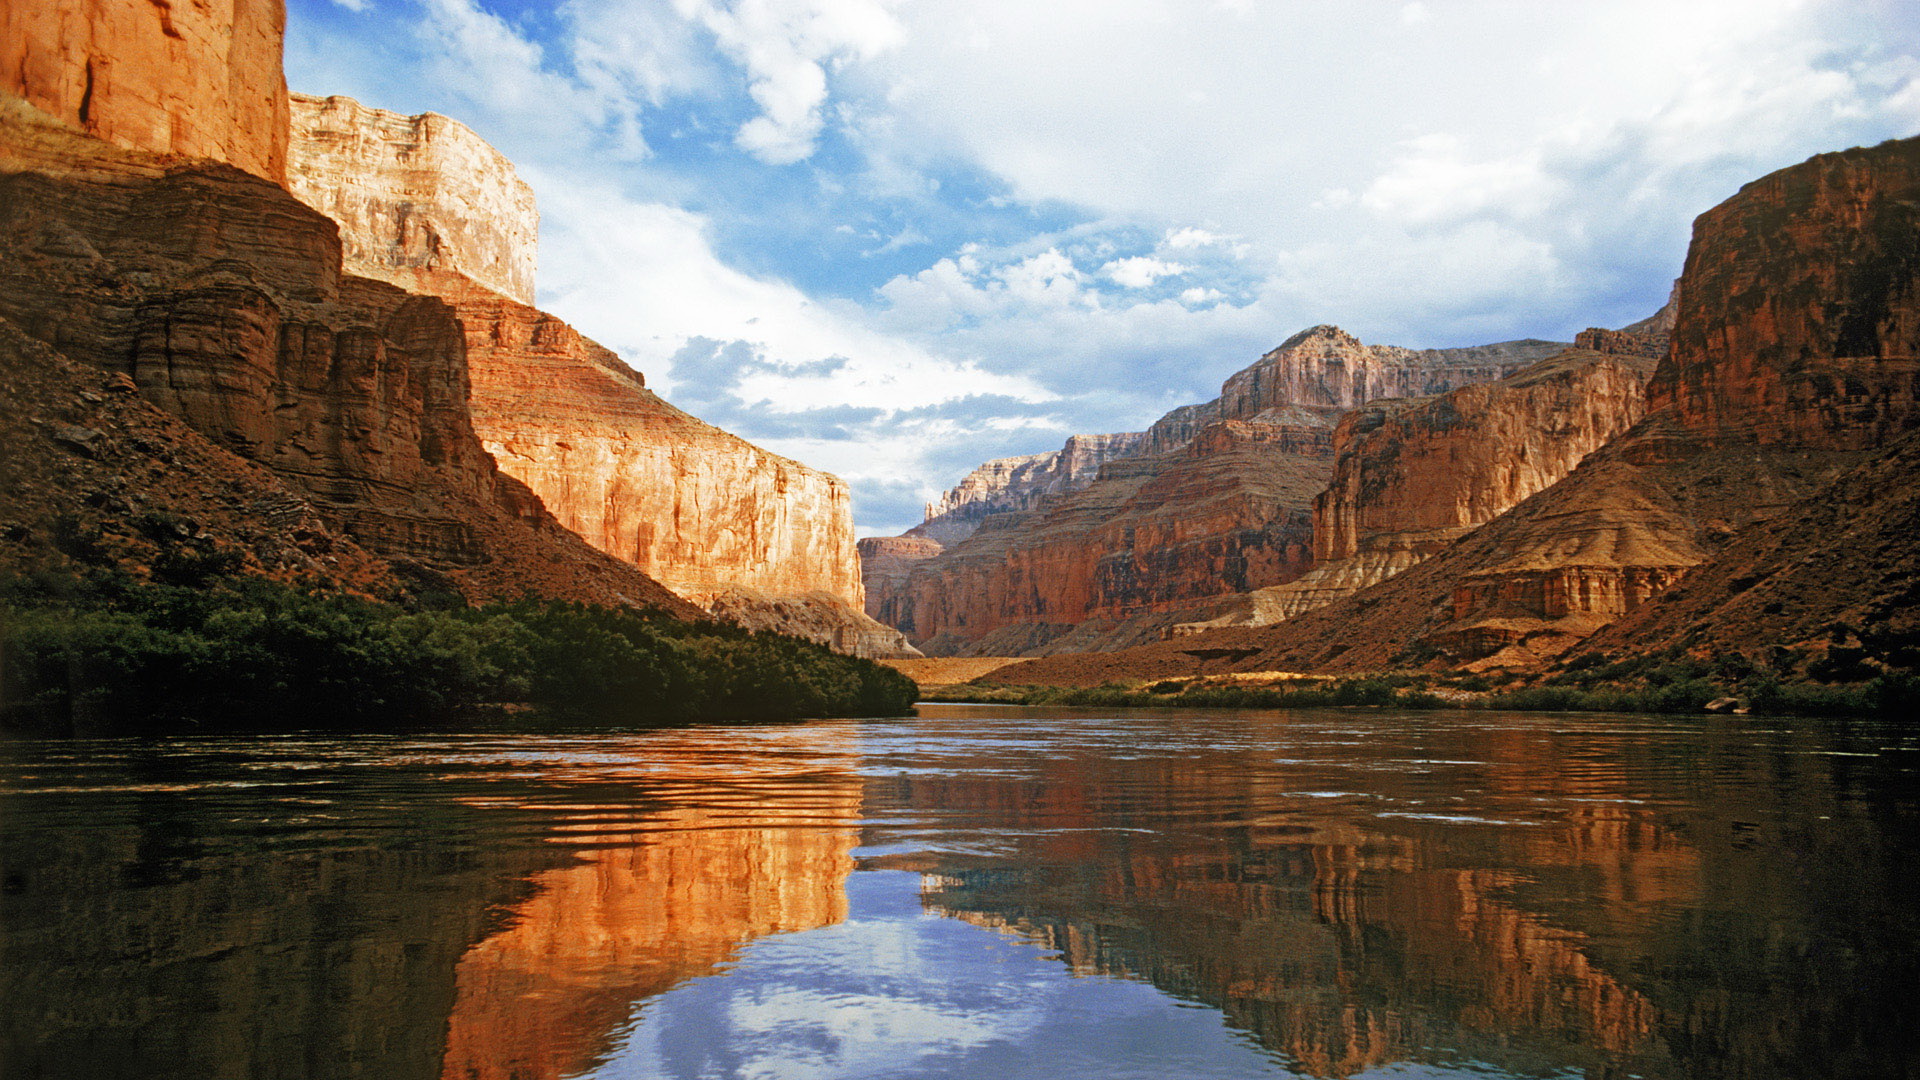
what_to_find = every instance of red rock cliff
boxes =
[995,136,1920,680]
[1175,347,1657,633]
[867,328,1565,656]
[283,99,910,654]
[287,93,537,306]
[0,98,695,612]
[2,0,289,183]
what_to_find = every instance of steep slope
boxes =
[0,94,696,614]
[867,327,1567,655]
[1175,345,1658,633]
[992,135,1920,685]
[910,432,1149,546]
[287,93,537,305]
[282,94,913,656]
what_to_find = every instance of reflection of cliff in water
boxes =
[0,733,863,1080]
[898,718,1916,1079]
[438,777,862,1079]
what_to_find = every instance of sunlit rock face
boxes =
[866,329,1566,657]
[438,766,863,1080]
[1004,136,1920,676]
[0,103,695,610]
[282,101,901,653]
[912,432,1150,547]
[1173,348,1658,634]
[286,94,537,306]
[1,0,288,183]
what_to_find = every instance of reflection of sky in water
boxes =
[592,870,1537,1080]
[592,870,1290,1080]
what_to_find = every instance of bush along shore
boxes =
[927,657,1920,719]
[0,572,919,734]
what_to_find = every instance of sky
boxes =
[284,0,1920,536]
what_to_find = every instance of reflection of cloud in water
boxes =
[592,871,1290,1080]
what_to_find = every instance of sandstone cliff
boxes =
[867,327,1568,656]
[912,431,1148,545]
[287,93,537,306]
[993,135,1920,683]
[0,97,696,613]
[1174,347,1658,634]
[2,0,288,183]
[281,96,912,656]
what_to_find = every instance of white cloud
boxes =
[676,0,904,164]
[1101,256,1187,289]
[327,0,370,11]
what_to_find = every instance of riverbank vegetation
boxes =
[0,572,918,733]
[925,657,1919,719]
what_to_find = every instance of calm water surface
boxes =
[2,705,1917,1079]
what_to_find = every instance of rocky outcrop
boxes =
[886,407,1338,656]
[912,432,1148,545]
[1216,326,1566,419]
[868,328,1568,656]
[1174,348,1658,634]
[2,0,288,183]
[280,90,907,655]
[993,135,1920,682]
[287,94,537,306]
[859,534,942,625]
[0,97,696,612]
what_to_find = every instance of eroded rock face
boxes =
[0,102,697,613]
[1177,349,1658,632]
[914,432,1149,545]
[1217,326,1566,418]
[994,136,1920,679]
[287,94,537,306]
[867,327,1568,656]
[2,0,288,182]
[282,96,898,654]
[890,409,1337,656]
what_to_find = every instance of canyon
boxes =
[864,327,1571,656]
[992,134,1920,685]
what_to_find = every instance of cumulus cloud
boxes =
[676,0,904,164]
[1101,256,1187,289]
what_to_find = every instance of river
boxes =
[2,704,1916,1079]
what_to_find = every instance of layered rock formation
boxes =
[1174,347,1659,634]
[287,93,537,306]
[993,135,1920,683]
[868,327,1568,656]
[2,0,289,183]
[912,432,1148,545]
[281,95,912,656]
[0,95,696,613]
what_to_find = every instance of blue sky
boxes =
[286,0,1920,535]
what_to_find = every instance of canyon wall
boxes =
[2,0,288,183]
[287,93,537,306]
[867,326,1567,655]
[0,95,695,613]
[281,96,910,655]
[994,135,1920,682]
[1176,346,1659,633]
[912,431,1148,546]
